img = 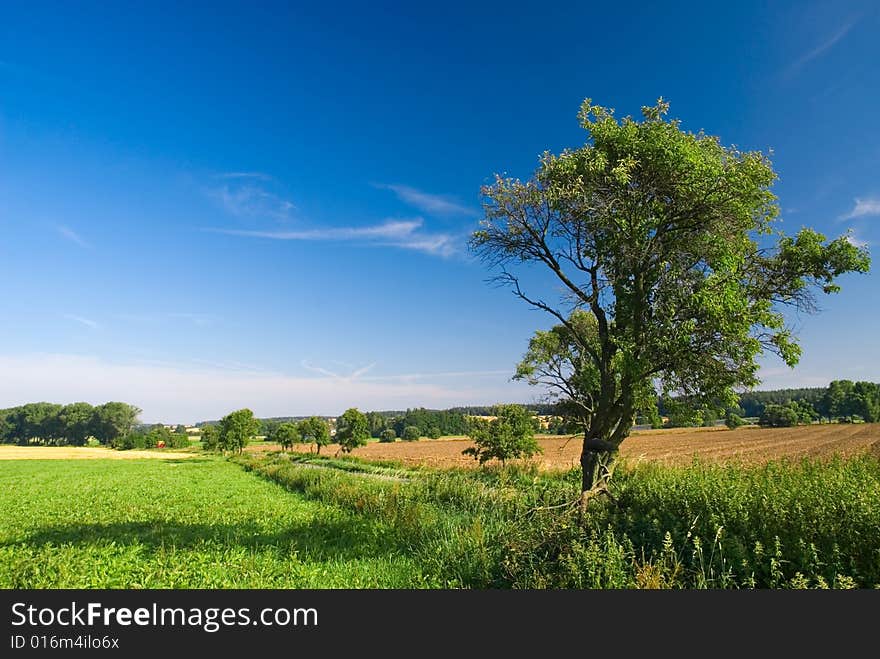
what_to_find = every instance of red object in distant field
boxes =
[157,440,166,448]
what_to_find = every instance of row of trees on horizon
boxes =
[0,401,140,446]
[658,380,880,429]
[2,380,877,448]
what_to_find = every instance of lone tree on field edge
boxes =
[298,416,331,454]
[274,421,301,451]
[471,97,870,511]
[336,408,370,454]
[464,404,541,466]
[219,408,259,455]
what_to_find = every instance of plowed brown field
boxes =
[251,423,880,470]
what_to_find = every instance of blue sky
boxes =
[1,1,878,422]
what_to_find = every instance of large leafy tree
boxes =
[59,402,95,446]
[821,380,880,422]
[0,409,11,444]
[335,408,370,454]
[200,424,220,451]
[91,402,141,445]
[298,416,331,454]
[365,411,388,438]
[273,421,301,451]
[10,402,64,444]
[219,408,259,454]
[472,98,870,507]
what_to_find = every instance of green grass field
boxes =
[234,451,880,588]
[3,450,879,589]
[0,457,439,588]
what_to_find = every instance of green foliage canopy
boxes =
[724,411,745,430]
[473,97,870,493]
[463,404,541,465]
[336,408,370,454]
[822,380,880,422]
[298,416,331,454]
[273,422,301,451]
[0,401,140,446]
[200,424,220,451]
[759,403,801,428]
[219,408,259,454]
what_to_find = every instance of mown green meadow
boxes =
[0,457,439,588]
[2,450,879,589]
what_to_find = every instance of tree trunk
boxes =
[579,435,618,515]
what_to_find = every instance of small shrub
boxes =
[200,425,220,451]
[166,432,190,449]
[463,404,541,466]
[725,411,745,429]
[759,403,799,427]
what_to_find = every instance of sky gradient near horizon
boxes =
[2,1,879,423]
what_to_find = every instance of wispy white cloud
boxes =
[207,181,295,222]
[116,312,216,327]
[301,363,511,383]
[839,197,880,220]
[790,19,857,72]
[844,232,869,248]
[301,360,376,381]
[362,369,511,383]
[185,358,267,372]
[209,218,460,257]
[375,183,479,217]
[63,314,99,329]
[0,354,532,423]
[56,225,90,248]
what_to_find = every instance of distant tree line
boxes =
[657,381,880,429]
[451,403,559,416]
[250,408,486,443]
[113,424,190,450]
[744,381,879,426]
[333,408,473,440]
[191,380,880,449]
[817,380,880,423]
[0,402,140,446]
[734,388,827,418]
[229,412,332,454]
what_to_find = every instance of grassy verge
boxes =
[285,451,417,478]
[234,452,880,588]
[0,457,440,588]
